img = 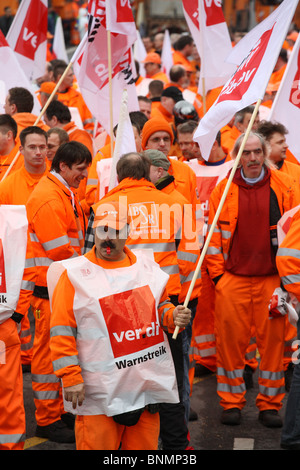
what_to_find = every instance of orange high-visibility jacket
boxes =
[0,165,48,204]
[159,178,201,303]
[13,113,49,138]
[92,178,182,298]
[26,173,87,291]
[206,168,300,282]
[277,208,300,300]
[0,144,23,181]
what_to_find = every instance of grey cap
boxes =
[143,149,170,170]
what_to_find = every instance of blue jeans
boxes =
[182,300,197,425]
[281,320,300,447]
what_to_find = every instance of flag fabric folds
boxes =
[0,30,41,114]
[182,0,235,95]
[72,0,139,135]
[193,0,299,161]
[6,0,48,82]
[268,34,300,163]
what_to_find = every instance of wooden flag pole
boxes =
[172,98,262,339]
[2,61,74,181]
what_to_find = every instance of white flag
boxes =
[161,30,173,79]
[0,31,40,114]
[193,0,299,160]
[268,33,300,162]
[182,0,235,93]
[6,0,48,82]
[72,0,139,135]
[53,16,68,63]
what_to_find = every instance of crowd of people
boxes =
[1,3,300,452]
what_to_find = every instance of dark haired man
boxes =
[26,141,92,443]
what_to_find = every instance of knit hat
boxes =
[141,117,174,150]
[39,81,56,94]
[161,86,183,103]
[143,149,170,170]
[142,52,161,64]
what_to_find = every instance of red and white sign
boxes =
[193,0,299,160]
[182,0,235,93]
[269,33,300,162]
[6,0,48,81]
[0,31,40,114]
[72,0,139,134]
[0,240,7,294]
[100,285,164,359]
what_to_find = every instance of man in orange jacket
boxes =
[26,141,92,443]
[276,207,300,450]
[221,105,260,156]
[84,152,193,450]
[145,148,201,425]
[142,52,170,85]
[0,126,48,370]
[0,206,36,449]
[206,132,300,427]
[48,200,191,450]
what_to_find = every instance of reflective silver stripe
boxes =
[281,274,300,286]
[177,251,199,263]
[31,373,60,383]
[25,258,36,268]
[128,242,176,252]
[160,264,179,275]
[258,384,286,396]
[0,433,25,445]
[21,280,35,291]
[42,235,70,251]
[30,233,39,243]
[50,325,77,338]
[207,224,220,233]
[217,382,246,394]
[158,299,170,310]
[21,342,32,351]
[180,269,201,284]
[217,367,244,379]
[87,178,98,185]
[206,246,222,255]
[277,247,300,259]
[33,390,60,400]
[221,230,231,239]
[192,345,216,357]
[20,328,31,338]
[34,257,53,267]
[259,370,284,381]
[69,237,80,247]
[195,334,215,343]
[52,355,79,372]
[195,209,202,220]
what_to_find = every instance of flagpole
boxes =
[2,61,74,181]
[106,2,114,159]
[172,98,262,339]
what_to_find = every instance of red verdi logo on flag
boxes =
[116,0,135,22]
[217,25,275,104]
[14,0,47,60]
[0,240,6,294]
[182,0,199,28]
[204,0,225,26]
[100,285,164,359]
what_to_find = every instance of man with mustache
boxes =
[48,200,191,450]
[206,132,300,428]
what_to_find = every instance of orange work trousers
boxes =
[19,309,33,366]
[214,272,286,411]
[31,296,64,426]
[75,410,160,450]
[0,318,26,450]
